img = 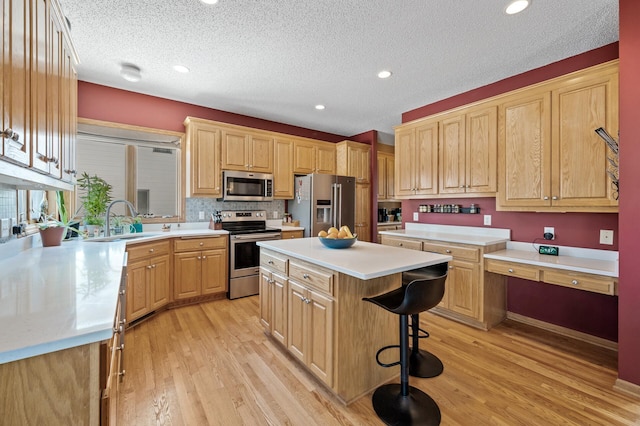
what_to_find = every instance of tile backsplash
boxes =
[186,198,286,222]
[0,189,18,244]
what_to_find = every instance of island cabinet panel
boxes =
[260,248,399,404]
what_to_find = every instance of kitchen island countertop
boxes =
[257,237,451,280]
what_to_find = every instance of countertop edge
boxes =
[484,251,619,278]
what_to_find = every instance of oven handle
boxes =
[230,233,281,241]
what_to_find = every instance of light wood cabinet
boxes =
[336,140,370,183]
[293,139,336,174]
[184,117,222,197]
[395,120,439,197]
[287,277,334,387]
[221,128,273,173]
[497,61,619,212]
[1,0,77,188]
[336,141,371,242]
[377,150,395,201]
[101,277,126,425]
[260,251,289,346]
[273,137,294,199]
[173,236,228,300]
[439,105,497,195]
[281,229,304,239]
[125,240,171,323]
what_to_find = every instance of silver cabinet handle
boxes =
[113,324,124,334]
[445,249,452,253]
[119,289,126,296]
[571,279,579,285]
[117,343,124,351]
[202,256,207,260]
[149,248,154,253]
[268,260,274,264]
[398,243,403,247]
[199,242,204,246]
[118,370,126,378]
[197,256,201,260]
[119,318,126,325]
[552,196,558,200]
[147,265,152,269]
[544,196,549,200]
[508,268,514,273]
[303,273,310,279]
[2,128,20,141]
[449,265,454,269]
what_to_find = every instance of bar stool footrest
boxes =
[375,344,401,368]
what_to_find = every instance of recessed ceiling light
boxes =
[120,63,141,82]
[315,105,325,110]
[378,70,392,79]
[173,65,190,73]
[505,0,530,14]
[201,0,219,4]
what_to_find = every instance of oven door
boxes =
[229,232,281,279]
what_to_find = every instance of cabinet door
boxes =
[355,183,371,242]
[415,122,439,195]
[307,289,333,387]
[201,249,227,295]
[348,145,370,183]
[395,128,416,196]
[190,125,221,197]
[259,269,272,330]
[271,272,288,346]
[30,0,47,170]
[466,105,497,193]
[439,114,466,194]
[551,71,619,208]
[293,140,315,174]
[273,138,294,199]
[315,143,336,174]
[126,259,150,322]
[385,154,395,199]
[3,0,30,165]
[377,152,386,199]
[173,252,201,300]
[498,91,552,208]
[44,7,63,177]
[60,33,77,183]
[221,129,249,170]
[287,281,307,363]
[447,259,480,319]
[248,134,273,173]
[149,254,171,310]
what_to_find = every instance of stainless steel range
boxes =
[222,210,281,299]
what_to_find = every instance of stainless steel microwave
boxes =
[222,170,274,201]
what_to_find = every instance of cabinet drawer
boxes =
[422,242,480,262]
[261,251,288,275]
[381,236,422,251]
[174,236,227,252]
[542,270,617,295]
[127,241,170,262]
[289,259,333,295]
[485,259,540,281]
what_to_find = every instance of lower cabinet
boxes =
[125,240,171,323]
[173,236,228,300]
[287,280,334,387]
[381,235,506,330]
[281,229,304,239]
[101,281,126,425]
[259,267,288,346]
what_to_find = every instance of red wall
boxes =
[400,45,620,342]
[77,81,348,142]
[618,0,640,386]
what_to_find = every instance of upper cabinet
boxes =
[1,0,78,190]
[439,105,497,195]
[497,61,619,212]
[293,140,336,175]
[221,128,273,173]
[273,137,294,199]
[336,140,370,183]
[395,120,439,197]
[184,117,222,197]
[377,148,395,201]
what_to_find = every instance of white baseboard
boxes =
[506,312,618,351]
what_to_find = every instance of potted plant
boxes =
[38,191,79,247]
[77,172,113,236]
[130,215,143,233]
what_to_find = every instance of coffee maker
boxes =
[378,208,388,222]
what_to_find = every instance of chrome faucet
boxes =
[105,199,138,237]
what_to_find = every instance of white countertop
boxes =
[484,242,619,278]
[379,223,511,246]
[257,238,452,280]
[0,240,127,364]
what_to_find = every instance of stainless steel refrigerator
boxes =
[289,174,356,238]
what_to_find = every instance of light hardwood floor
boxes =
[118,296,640,425]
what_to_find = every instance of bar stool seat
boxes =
[363,263,448,426]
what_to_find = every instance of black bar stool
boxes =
[402,263,449,378]
[363,263,448,426]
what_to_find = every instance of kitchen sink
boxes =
[85,233,161,242]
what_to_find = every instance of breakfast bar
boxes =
[257,237,451,404]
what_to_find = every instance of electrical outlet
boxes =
[544,227,555,240]
[483,215,492,226]
[600,229,614,245]
[413,212,419,221]
[0,218,9,238]
[199,211,205,220]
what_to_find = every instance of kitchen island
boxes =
[257,237,451,404]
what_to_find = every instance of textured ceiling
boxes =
[59,0,618,140]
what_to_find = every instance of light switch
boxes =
[413,212,419,221]
[0,218,9,238]
[483,215,491,226]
